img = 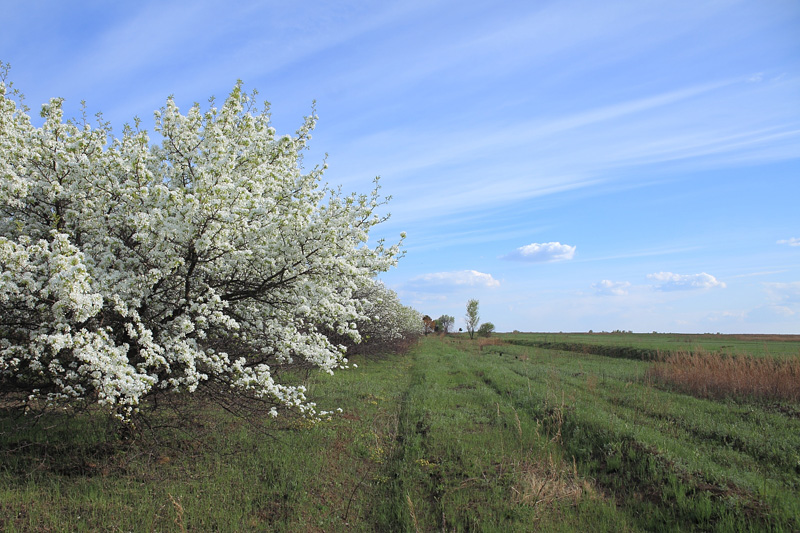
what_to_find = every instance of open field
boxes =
[504,332,800,360]
[1,334,799,531]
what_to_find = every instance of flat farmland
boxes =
[1,333,798,531]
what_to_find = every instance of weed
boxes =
[406,493,420,533]
[168,493,186,533]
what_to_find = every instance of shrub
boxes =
[478,322,495,338]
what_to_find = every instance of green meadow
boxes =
[2,333,799,531]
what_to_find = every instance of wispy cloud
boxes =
[335,74,800,225]
[580,245,702,263]
[764,281,800,306]
[505,242,576,262]
[359,81,735,178]
[778,237,800,247]
[592,280,631,296]
[757,282,800,318]
[727,270,788,279]
[648,272,726,291]
[707,310,748,322]
[408,270,500,290]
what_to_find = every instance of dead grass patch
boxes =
[511,452,595,512]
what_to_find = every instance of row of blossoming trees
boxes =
[0,67,421,425]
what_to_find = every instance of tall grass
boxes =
[646,350,800,402]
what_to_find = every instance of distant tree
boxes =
[465,299,480,340]
[478,322,495,337]
[436,315,455,334]
[422,315,436,335]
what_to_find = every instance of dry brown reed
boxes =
[405,493,420,533]
[646,349,800,402]
[477,337,504,350]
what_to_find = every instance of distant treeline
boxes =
[505,339,661,361]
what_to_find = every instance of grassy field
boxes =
[1,334,799,531]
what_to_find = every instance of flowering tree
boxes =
[327,281,421,357]
[0,70,404,422]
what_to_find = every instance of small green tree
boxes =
[478,322,495,337]
[465,299,479,340]
[436,314,455,334]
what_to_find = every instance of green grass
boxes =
[1,334,798,531]
[476,338,800,531]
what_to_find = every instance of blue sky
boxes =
[3,0,799,333]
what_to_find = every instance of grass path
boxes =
[367,337,633,532]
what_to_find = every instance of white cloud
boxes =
[409,270,500,289]
[506,242,576,262]
[648,272,726,291]
[592,280,631,296]
[777,237,800,247]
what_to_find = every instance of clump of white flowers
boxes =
[329,280,422,357]
[0,67,405,421]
